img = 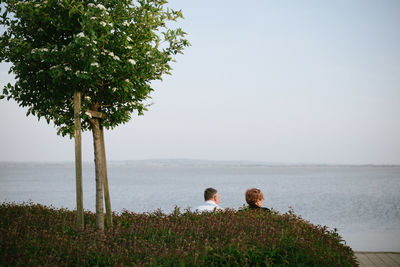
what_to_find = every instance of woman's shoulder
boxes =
[239,204,275,213]
[254,206,271,213]
[248,204,271,212]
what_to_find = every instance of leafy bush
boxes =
[0,203,357,266]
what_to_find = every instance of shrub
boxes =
[0,203,357,266]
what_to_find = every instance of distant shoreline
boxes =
[0,159,399,168]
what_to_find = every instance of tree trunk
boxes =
[90,117,105,232]
[74,91,84,231]
[100,126,112,228]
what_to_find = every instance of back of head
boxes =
[245,188,264,205]
[204,187,217,201]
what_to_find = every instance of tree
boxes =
[0,0,189,232]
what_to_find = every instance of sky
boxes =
[0,0,399,164]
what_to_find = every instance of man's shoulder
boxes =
[195,201,222,212]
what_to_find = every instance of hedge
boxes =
[0,203,357,266]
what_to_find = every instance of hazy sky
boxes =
[1,0,399,164]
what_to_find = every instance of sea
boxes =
[0,160,399,252]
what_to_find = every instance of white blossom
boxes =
[38,70,44,73]
[100,21,107,27]
[108,23,113,27]
[40,48,49,52]
[90,62,99,67]
[64,66,72,71]
[113,55,120,61]
[126,46,132,49]
[112,87,117,92]
[96,4,106,10]
[75,70,88,76]
[76,32,85,38]
[85,111,92,118]
[128,59,136,65]
[85,96,91,102]
[50,65,58,70]
[34,3,40,8]
[125,79,130,83]
[88,3,95,8]
[123,21,130,27]
[108,52,115,57]
[126,36,132,42]
[91,17,97,20]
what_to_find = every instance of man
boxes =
[195,187,223,212]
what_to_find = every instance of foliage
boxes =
[0,0,189,136]
[0,203,358,266]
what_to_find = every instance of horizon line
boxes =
[0,158,399,167]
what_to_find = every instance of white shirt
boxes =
[195,200,223,213]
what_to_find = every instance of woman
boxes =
[245,188,271,212]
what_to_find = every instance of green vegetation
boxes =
[0,0,189,134]
[0,203,357,266]
[0,0,189,231]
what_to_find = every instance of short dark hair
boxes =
[245,188,264,205]
[204,187,218,201]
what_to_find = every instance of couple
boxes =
[195,187,270,212]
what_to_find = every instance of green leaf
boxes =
[0,0,189,135]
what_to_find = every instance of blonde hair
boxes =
[245,188,264,205]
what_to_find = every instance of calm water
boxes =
[1,160,399,252]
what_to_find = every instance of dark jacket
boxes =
[248,203,271,212]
